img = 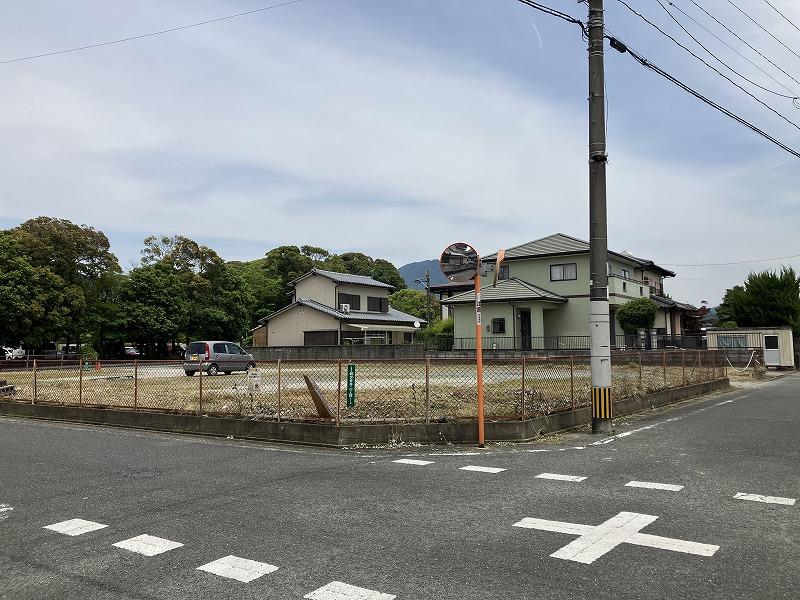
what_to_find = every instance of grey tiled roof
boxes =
[260,298,424,324]
[293,268,395,289]
[483,233,589,261]
[441,278,566,305]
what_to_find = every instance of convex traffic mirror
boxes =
[439,242,479,282]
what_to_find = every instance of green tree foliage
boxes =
[389,289,439,320]
[371,259,407,290]
[0,232,67,346]
[616,297,659,335]
[120,263,187,349]
[717,267,800,333]
[9,217,121,348]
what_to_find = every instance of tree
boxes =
[371,259,407,290]
[389,289,438,320]
[0,232,67,347]
[11,217,121,348]
[616,297,659,335]
[717,267,800,333]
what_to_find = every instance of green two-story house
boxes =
[440,233,696,350]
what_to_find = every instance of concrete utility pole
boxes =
[588,0,613,434]
[416,271,433,324]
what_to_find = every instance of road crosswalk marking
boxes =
[535,473,587,482]
[626,481,684,492]
[459,465,506,474]
[113,534,184,556]
[734,492,796,506]
[0,504,12,522]
[392,459,433,466]
[44,518,108,536]
[196,555,279,582]
[513,511,719,564]
[304,581,396,600]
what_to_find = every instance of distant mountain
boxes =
[399,259,447,290]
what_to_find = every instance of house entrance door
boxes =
[764,335,780,366]
[519,310,532,350]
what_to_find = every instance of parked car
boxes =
[2,347,25,360]
[183,341,255,376]
[124,346,140,358]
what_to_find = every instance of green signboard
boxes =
[346,364,356,408]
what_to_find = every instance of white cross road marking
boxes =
[734,492,796,506]
[536,473,587,482]
[196,555,279,582]
[113,534,184,556]
[626,481,684,492]
[44,518,108,536]
[513,511,719,564]
[0,504,12,522]
[304,580,396,600]
[392,459,433,466]
[527,449,551,453]
[459,465,506,474]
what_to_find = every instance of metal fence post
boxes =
[337,359,342,427]
[134,359,138,411]
[521,355,527,419]
[277,359,282,422]
[32,359,37,405]
[682,350,686,386]
[425,358,430,424]
[78,359,83,407]
[712,350,717,380]
[638,351,643,388]
[662,351,667,386]
[697,350,702,382]
[570,354,575,411]
[198,360,203,415]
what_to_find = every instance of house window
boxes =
[367,296,388,312]
[550,263,577,281]
[498,265,510,280]
[622,268,630,279]
[491,318,506,334]
[640,286,644,296]
[337,292,361,311]
[622,281,627,292]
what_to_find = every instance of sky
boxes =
[1,0,799,306]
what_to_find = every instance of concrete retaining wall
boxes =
[0,378,730,447]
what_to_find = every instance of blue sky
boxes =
[1,0,799,305]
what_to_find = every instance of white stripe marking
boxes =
[197,555,279,583]
[513,511,719,564]
[392,459,433,466]
[304,580,396,600]
[626,481,684,492]
[0,504,12,521]
[734,492,796,506]
[536,473,587,482]
[113,534,183,556]
[44,518,108,536]
[459,465,506,474]
[714,400,735,406]
[527,449,551,453]
[590,417,684,445]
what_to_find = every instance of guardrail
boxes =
[0,350,728,424]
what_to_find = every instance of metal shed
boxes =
[706,326,795,369]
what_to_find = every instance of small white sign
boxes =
[247,367,262,393]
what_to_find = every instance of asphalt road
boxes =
[1,375,797,599]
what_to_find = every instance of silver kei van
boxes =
[183,341,255,376]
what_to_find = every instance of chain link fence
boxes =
[0,351,728,423]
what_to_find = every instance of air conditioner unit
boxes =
[340,303,351,313]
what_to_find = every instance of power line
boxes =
[514,0,587,37]
[725,0,800,63]
[761,0,800,34]
[663,253,800,266]
[656,0,799,102]
[614,0,800,132]
[0,0,307,65]
[685,0,800,90]
[667,0,799,98]
[604,33,800,159]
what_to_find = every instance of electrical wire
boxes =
[667,1,799,99]
[655,0,799,101]
[514,0,588,37]
[0,0,307,65]
[614,0,800,132]
[726,0,800,63]
[761,0,800,34]
[662,253,800,266]
[606,33,800,159]
[685,0,800,90]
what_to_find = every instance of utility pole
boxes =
[416,271,433,324]
[588,0,613,434]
